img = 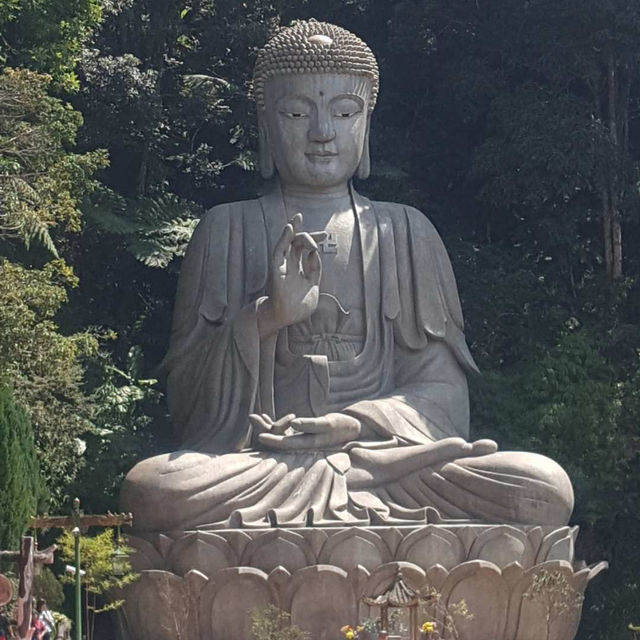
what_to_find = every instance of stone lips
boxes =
[253,19,380,112]
[116,525,607,640]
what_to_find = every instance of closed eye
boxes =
[279,111,310,119]
[277,95,312,119]
[330,96,363,119]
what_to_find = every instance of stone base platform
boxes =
[117,525,606,640]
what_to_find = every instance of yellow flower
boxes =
[345,632,355,640]
[421,621,436,633]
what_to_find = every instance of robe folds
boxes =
[120,184,574,531]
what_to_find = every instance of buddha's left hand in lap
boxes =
[252,412,361,450]
[251,413,498,463]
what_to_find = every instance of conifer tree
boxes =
[0,384,42,549]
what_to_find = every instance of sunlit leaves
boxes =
[0,68,107,255]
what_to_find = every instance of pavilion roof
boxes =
[362,568,421,608]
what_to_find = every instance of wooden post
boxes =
[409,605,417,640]
[380,604,389,634]
[0,537,56,639]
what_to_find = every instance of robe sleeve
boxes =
[159,202,270,453]
[345,204,477,445]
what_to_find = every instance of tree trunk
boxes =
[612,214,622,279]
[602,189,613,279]
[136,144,149,196]
[608,51,622,279]
[601,49,625,281]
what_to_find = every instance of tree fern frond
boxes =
[84,203,142,235]
[26,219,58,257]
[5,205,59,257]
[86,190,201,267]
[182,73,231,92]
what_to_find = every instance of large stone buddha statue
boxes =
[120,20,573,532]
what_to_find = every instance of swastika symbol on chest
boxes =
[318,232,338,254]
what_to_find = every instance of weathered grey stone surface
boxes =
[115,19,606,640]
[120,20,574,532]
[127,524,580,575]
[116,525,606,640]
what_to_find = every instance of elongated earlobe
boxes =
[356,118,371,180]
[258,115,275,180]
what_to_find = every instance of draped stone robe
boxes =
[120,184,573,531]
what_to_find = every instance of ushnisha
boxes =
[252,19,380,112]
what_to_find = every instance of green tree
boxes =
[250,605,309,640]
[472,329,626,523]
[0,64,107,507]
[70,346,163,513]
[0,384,43,549]
[0,0,103,91]
[0,259,98,505]
[0,0,113,511]
[0,67,107,254]
[33,567,65,611]
[57,528,137,640]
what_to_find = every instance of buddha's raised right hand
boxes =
[257,213,327,337]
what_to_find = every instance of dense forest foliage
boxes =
[1,0,639,638]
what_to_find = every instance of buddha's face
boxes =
[263,73,371,190]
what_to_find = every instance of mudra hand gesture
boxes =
[254,212,362,450]
[250,411,497,467]
[250,412,362,451]
[257,212,326,337]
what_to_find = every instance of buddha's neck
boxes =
[280,181,350,199]
[281,182,353,220]
[282,192,354,228]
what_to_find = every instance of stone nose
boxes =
[308,111,335,142]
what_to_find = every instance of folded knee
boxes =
[457,450,574,525]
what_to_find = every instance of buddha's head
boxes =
[253,20,379,191]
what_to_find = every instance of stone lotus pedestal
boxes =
[117,524,606,640]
